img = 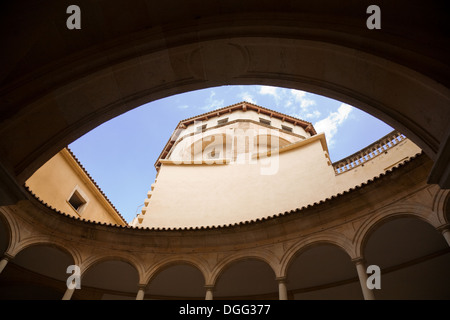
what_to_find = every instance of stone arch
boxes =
[144,256,209,286]
[354,203,441,258]
[284,242,362,300]
[4,241,78,298]
[361,214,450,299]
[12,237,80,267]
[209,250,278,286]
[144,257,208,299]
[1,9,448,188]
[0,208,16,257]
[432,189,450,226]
[211,252,279,299]
[80,253,144,283]
[188,132,233,161]
[78,254,142,299]
[280,232,354,278]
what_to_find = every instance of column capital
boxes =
[137,284,147,290]
[351,257,366,265]
[436,223,450,232]
[136,285,146,300]
[2,253,14,261]
[275,276,287,283]
[205,285,214,300]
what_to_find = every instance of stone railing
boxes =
[332,130,406,174]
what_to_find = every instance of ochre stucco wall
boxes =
[139,130,422,228]
[25,149,125,226]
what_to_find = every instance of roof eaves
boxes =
[64,147,128,225]
[24,151,424,232]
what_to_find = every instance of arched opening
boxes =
[146,263,205,299]
[286,244,362,300]
[77,259,139,300]
[363,216,450,299]
[0,0,448,302]
[214,258,277,299]
[0,244,74,299]
[188,133,232,162]
[1,2,448,192]
[254,134,292,155]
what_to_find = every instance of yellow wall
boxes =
[25,148,126,226]
[137,129,422,229]
[139,133,336,228]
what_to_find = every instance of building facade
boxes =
[132,102,423,229]
[25,148,127,226]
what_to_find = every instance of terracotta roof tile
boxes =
[24,151,424,231]
[154,101,316,169]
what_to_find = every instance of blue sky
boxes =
[68,85,393,223]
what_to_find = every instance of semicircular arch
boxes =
[280,232,354,278]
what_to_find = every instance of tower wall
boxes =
[140,135,336,228]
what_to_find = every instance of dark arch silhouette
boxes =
[1,1,448,208]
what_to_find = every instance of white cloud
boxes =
[238,91,257,104]
[285,100,292,108]
[259,86,280,101]
[289,89,316,110]
[290,89,306,101]
[305,110,321,119]
[200,91,225,111]
[314,103,353,146]
[300,99,316,109]
[271,88,317,120]
[177,104,189,109]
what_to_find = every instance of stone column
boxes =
[136,285,146,300]
[62,287,75,300]
[276,277,288,300]
[205,285,214,300]
[0,254,12,274]
[437,225,450,247]
[353,258,375,300]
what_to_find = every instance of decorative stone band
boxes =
[333,130,406,175]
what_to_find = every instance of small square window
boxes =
[281,125,293,132]
[196,124,207,132]
[259,118,271,126]
[217,118,229,125]
[68,190,87,212]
